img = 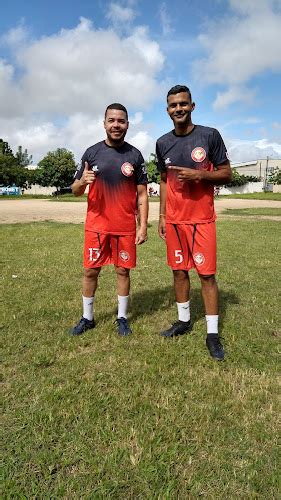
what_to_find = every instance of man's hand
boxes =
[81,161,97,186]
[135,226,147,245]
[158,214,166,240]
[168,165,203,182]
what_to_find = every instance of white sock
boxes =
[82,295,94,321]
[177,301,190,322]
[205,315,219,334]
[118,295,129,319]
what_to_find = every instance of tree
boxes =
[16,145,33,167]
[0,139,13,156]
[145,154,160,183]
[268,167,281,185]
[0,139,31,189]
[37,148,77,190]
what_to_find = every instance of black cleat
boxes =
[160,320,192,338]
[115,317,132,336]
[206,334,224,360]
[69,317,95,336]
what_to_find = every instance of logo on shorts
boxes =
[193,252,205,266]
[121,162,134,177]
[191,147,206,163]
[119,250,130,262]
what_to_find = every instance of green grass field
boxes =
[1,220,280,497]
[218,192,281,201]
[223,208,281,217]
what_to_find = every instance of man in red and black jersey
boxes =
[156,85,232,360]
[70,103,148,336]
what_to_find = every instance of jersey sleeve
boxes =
[73,150,88,180]
[135,152,148,185]
[209,129,229,166]
[156,141,166,172]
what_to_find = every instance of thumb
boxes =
[84,161,90,171]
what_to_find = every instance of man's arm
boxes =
[158,171,167,240]
[135,184,148,244]
[71,161,96,196]
[168,161,232,185]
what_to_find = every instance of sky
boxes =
[1,0,281,164]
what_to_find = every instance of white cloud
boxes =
[227,138,281,162]
[1,21,28,47]
[159,3,173,36]
[0,18,164,119]
[0,111,155,163]
[194,0,281,108]
[106,2,136,24]
[213,86,256,110]
[0,17,164,162]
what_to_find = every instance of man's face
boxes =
[167,92,195,126]
[104,109,129,144]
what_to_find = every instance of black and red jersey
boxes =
[156,125,228,224]
[75,141,147,234]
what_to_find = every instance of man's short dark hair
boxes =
[167,85,192,102]
[105,103,128,119]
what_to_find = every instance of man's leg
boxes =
[198,274,218,316]
[82,267,101,320]
[161,225,193,337]
[69,267,101,336]
[199,274,224,360]
[115,266,132,335]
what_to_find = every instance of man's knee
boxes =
[84,267,101,280]
[173,269,189,282]
[199,273,216,284]
[115,266,130,278]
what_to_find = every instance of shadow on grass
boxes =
[98,284,239,331]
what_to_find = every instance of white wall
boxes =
[273,184,281,193]
[24,184,56,195]
[219,182,264,195]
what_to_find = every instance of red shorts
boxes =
[166,222,216,275]
[84,231,136,269]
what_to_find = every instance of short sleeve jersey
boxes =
[156,125,228,224]
[74,141,147,234]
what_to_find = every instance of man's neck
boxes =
[105,138,125,148]
[174,122,194,136]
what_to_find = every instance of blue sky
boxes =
[1,0,281,163]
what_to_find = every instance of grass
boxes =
[223,207,281,217]
[1,220,280,497]
[218,192,281,201]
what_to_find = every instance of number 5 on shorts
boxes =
[175,249,183,264]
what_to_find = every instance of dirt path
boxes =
[0,198,280,224]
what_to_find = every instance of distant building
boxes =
[231,158,281,183]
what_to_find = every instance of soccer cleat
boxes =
[160,320,192,338]
[206,334,224,361]
[115,317,132,336]
[69,317,95,336]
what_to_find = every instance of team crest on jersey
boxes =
[193,252,205,266]
[191,147,206,163]
[119,250,130,262]
[121,162,134,177]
